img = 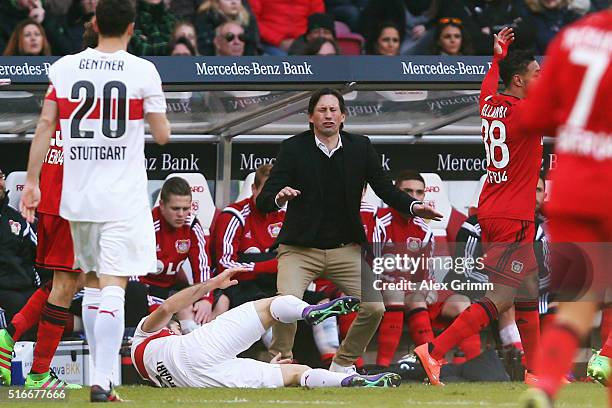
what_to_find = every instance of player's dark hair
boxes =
[538,171,547,190]
[499,50,536,87]
[395,170,425,186]
[308,88,346,131]
[254,164,273,188]
[160,177,192,202]
[95,0,136,38]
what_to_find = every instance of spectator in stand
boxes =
[289,13,335,55]
[0,168,39,330]
[172,20,199,52]
[0,0,46,54]
[195,0,259,56]
[169,0,205,22]
[430,18,474,56]
[324,0,368,32]
[168,36,197,55]
[359,0,437,55]
[3,19,51,56]
[364,21,402,55]
[213,21,245,56]
[250,0,324,56]
[129,0,177,56]
[433,0,534,55]
[304,37,341,55]
[43,0,97,55]
[516,0,580,54]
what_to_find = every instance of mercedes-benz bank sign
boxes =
[196,61,314,76]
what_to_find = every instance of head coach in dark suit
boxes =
[256,88,442,372]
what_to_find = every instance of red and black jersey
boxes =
[360,201,378,241]
[213,197,284,279]
[478,54,543,222]
[38,88,63,216]
[513,10,612,218]
[375,207,434,282]
[139,207,210,289]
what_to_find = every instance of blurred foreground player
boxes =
[131,268,401,388]
[19,0,171,401]
[0,125,82,389]
[517,8,612,408]
[415,27,544,386]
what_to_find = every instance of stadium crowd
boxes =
[0,0,609,58]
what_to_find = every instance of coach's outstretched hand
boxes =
[494,27,514,60]
[208,267,245,290]
[275,186,301,207]
[20,183,40,223]
[412,202,443,222]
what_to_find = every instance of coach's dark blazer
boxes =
[256,130,416,246]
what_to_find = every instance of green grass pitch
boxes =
[1,383,605,407]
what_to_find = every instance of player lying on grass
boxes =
[131,267,401,389]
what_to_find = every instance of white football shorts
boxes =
[69,206,156,276]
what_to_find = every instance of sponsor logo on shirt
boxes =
[511,260,524,274]
[406,237,422,252]
[268,222,282,238]
[9,220,21,236]
[175,239,191,254]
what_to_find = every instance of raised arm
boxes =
[481,27,515,104]
[141,267,244,333]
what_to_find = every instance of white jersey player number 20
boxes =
[69,80,127,139]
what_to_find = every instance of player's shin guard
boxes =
[515,301,540,373]
[430,298,498,361]
[8,282,51,341]
[534,323,579,398]
[376,308,404,367]
[92,286,125,389]
[312,316,340,360]
[82,287,101,360]
[405,307,433,346]
[300,368,348,388]
[31,302,69,374]
[270,295,310,323]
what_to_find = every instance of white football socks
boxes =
[82,287,101,363]
[92,286,125,389]
[500,322,522,347]
[312,316,340,355]
[300,368,350,388]
[270,295,310,323]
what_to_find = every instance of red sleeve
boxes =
[188,218,211,284]
[45,84,57,102]
[480,57,501,107]
[512,36,564,138]
[253,258,278,274]
[214,210,256,275]
[310,0,325,14]
[249,0,284,46]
